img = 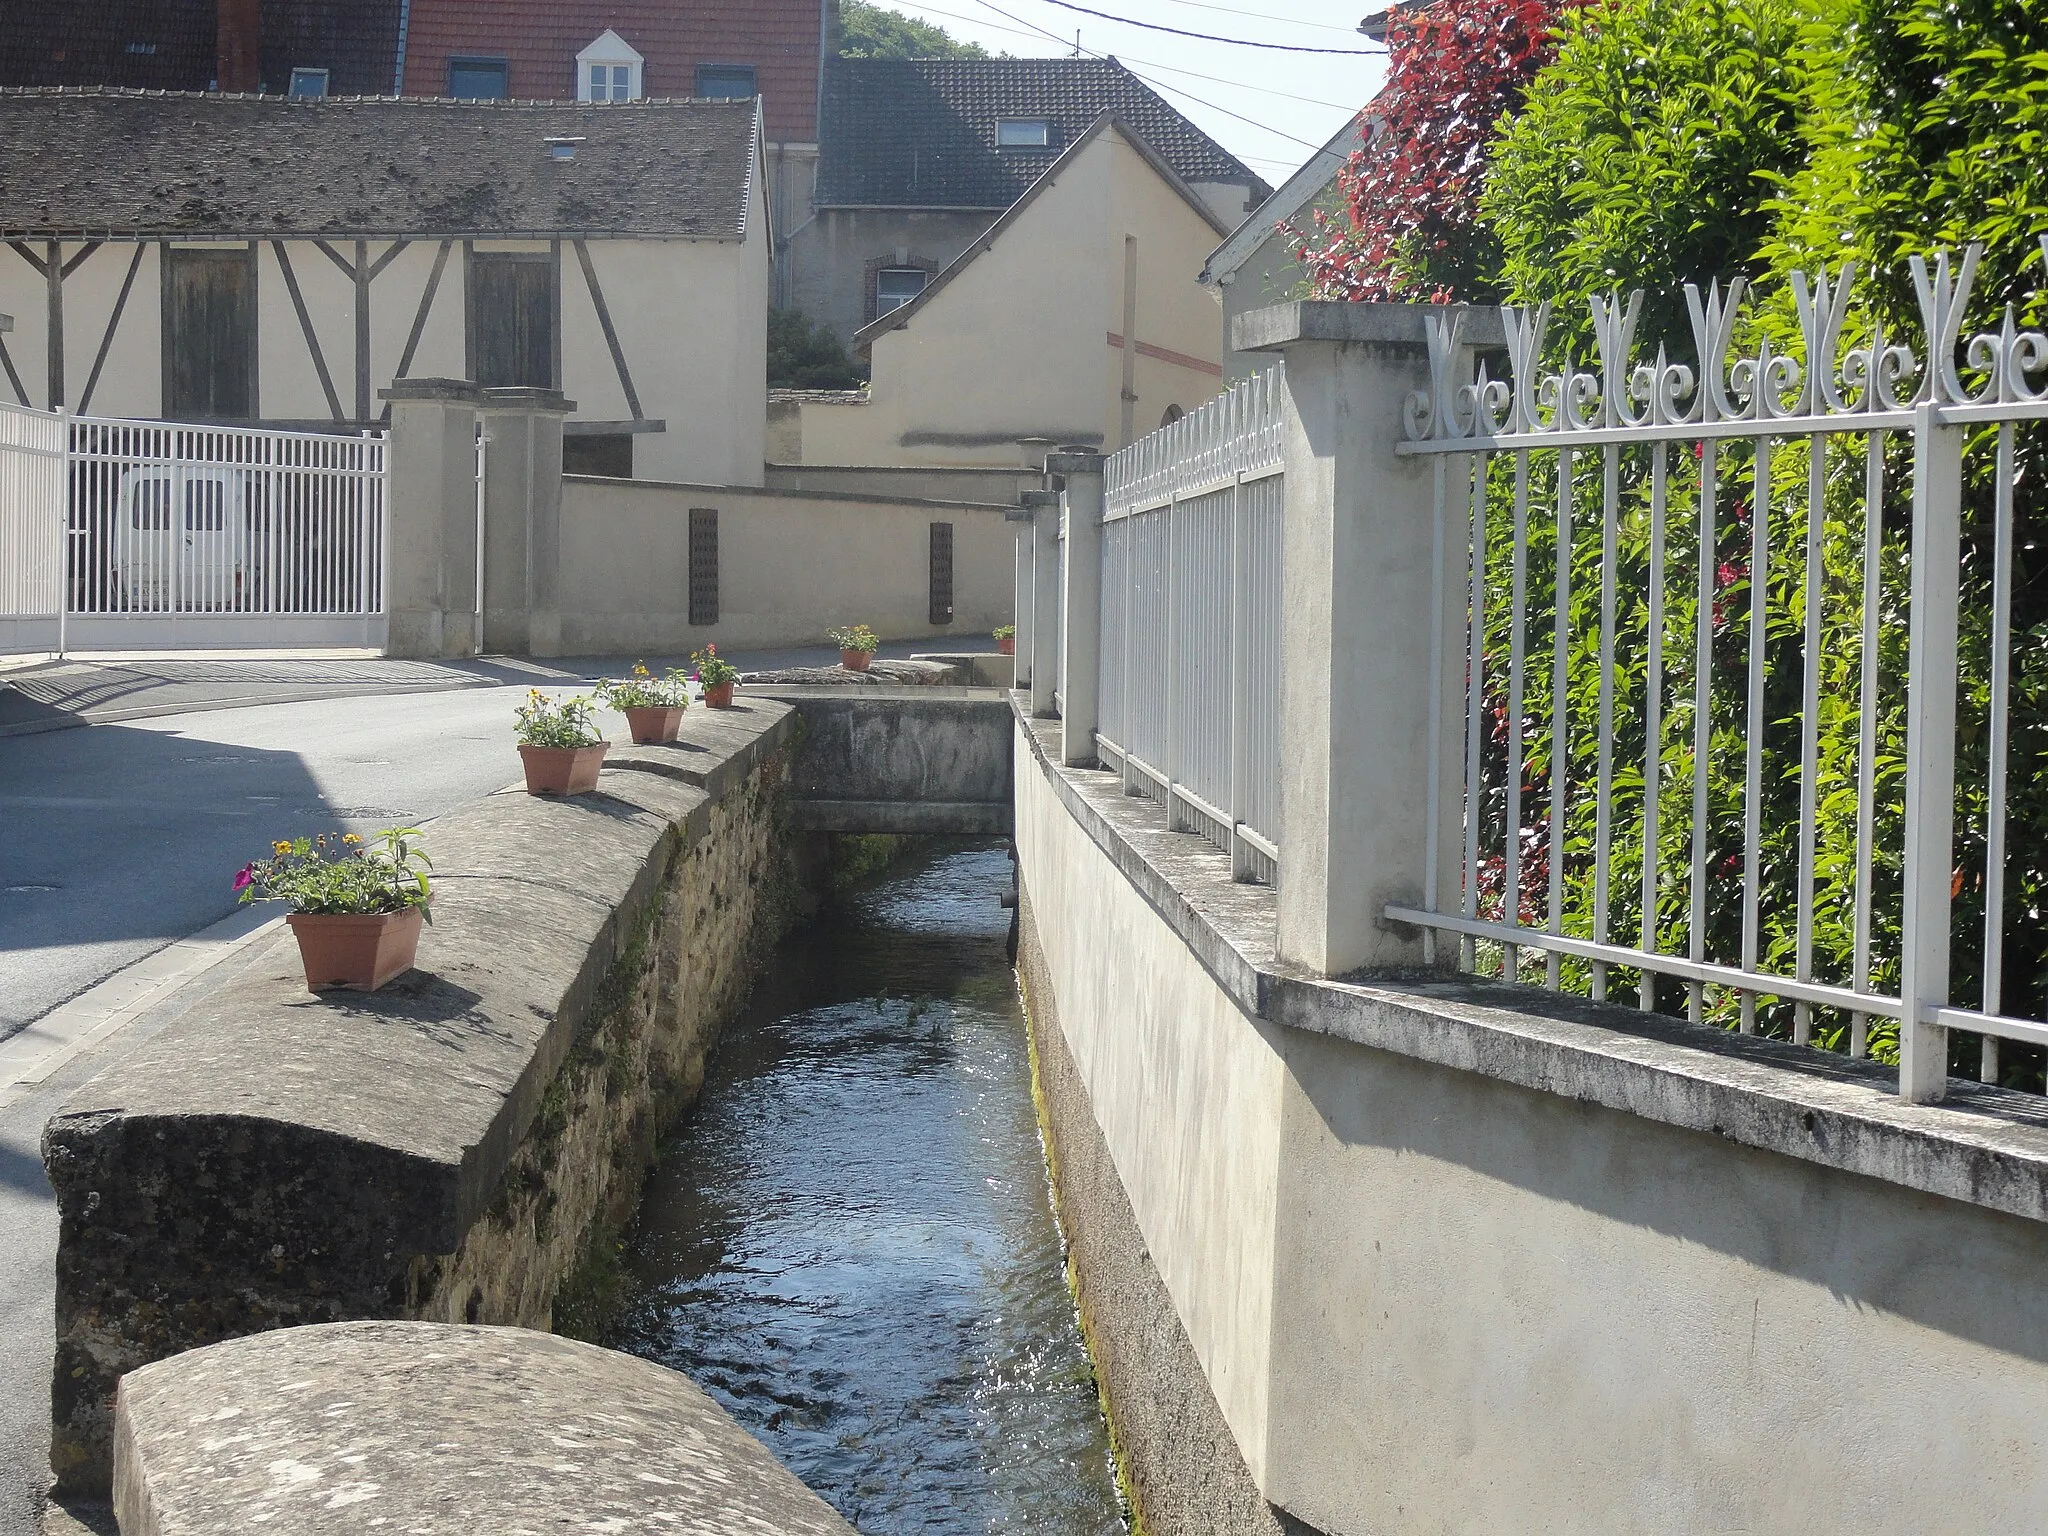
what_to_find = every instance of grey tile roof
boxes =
[0,89,760,239]
[815,57,1268,209]
[0,0,404,97]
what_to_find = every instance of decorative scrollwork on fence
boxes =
[1405,239,2048,443]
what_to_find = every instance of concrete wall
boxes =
[783,125,1229,469]
[763,460,1037,505]
[42,702,811,1497]
[1013,708,2048,1535]
[0,224,767,487]
[557,475,1015,654]
[1217,227,1298,384]
[782,206,1000,351]
[772,686,1013,834]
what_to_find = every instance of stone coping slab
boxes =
[44,700,797,1256]
[1016,702,2048,1227]
[113,1322,855,1535]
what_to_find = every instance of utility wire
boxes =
[957,0,1336,151]
[1154,0,1367,34]
[1023,0,1383,54]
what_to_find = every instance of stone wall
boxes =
[42,700,809,1499]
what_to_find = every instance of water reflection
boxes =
[612,843,1126,1535]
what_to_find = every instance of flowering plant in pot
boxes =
[829,623,880,672]
[515,689,608,794]
[693,644,740,708]
[599,662,690,744]
[993,624,1016,656]
[235,827,432,993]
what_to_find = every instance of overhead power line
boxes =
[957,0,1335,151]
[1155,0,1367,34]
[1023,0,1384,54]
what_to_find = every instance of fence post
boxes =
[1053,451,1105,765]
[1899,399,1964,1102]
[476,387,575,657]
[379,379,481,660]
[1009,506,1036,689]
[1240,302,1479,976]
[1024,488,1062,718]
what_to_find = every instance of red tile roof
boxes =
[399,0,823,142]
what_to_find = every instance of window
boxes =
[448,56,509,99]
[576,31,643,101]
[996,118,1051,147]
[162,247,257,422]
[689,508,719,626]
[184,480,226,532]
[468,253,557,389]
[875,267,928,315]
[286,67,329,98]
[695,63,757,99]
[564,435,633,478]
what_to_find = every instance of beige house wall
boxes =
[0,216,767,487]
[780,125,1228,469]
[556,475,1014,654]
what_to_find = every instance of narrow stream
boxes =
[610,842,1127,1535]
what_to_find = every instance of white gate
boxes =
[0,401,67,653]
[0,409,390,654]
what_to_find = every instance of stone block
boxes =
[113,1322,854,1534]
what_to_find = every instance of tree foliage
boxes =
[839,1,989,59]
[1480,0,1809,347]
[768,308,865,390]
[1290,0,1563,302]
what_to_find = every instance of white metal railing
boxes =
[0,401,67,651]
[1099,373,1284,882]
[1397,240,2048,1102]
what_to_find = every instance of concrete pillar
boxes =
[1052,451,1105,765]
[1009,507,1035,690]
[1240,302,1475,976]
[1023,489,1062,718]
[476,387,575,656]
[380,379,481,660]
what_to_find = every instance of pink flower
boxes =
[232,864,255,892]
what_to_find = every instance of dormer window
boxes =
[576,29,643,102]
[996,118,1051,148]
[287,67,329,98]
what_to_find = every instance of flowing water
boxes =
[610,842,1127,1536]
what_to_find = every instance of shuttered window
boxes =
[468,253,556,389]
[162,247,257,422]
[929,521,954,627]
[689,508,719,627]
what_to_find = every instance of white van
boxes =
[114,467,260,611]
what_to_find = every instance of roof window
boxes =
[448,56,509,100]
[576,29,643,102]
[996,118,1051,148]
[696,63,758,100]
[287,67,329,99]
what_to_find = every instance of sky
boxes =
[862,0,1388,190]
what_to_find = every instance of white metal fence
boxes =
[1099,370,1285,882]
[0,409,389,653]
[1397,241,2048,1102]
[0,402,67,652]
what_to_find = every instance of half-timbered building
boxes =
[0,88,770,484]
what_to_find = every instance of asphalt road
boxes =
[0,684,566,1534]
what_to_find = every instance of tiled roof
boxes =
[0,89,760,239]
[399,0,825,143]
[815,57,1268,209]
[0,0,404,97]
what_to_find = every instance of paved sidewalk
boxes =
[0,641,982,736]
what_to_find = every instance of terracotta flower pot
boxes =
[841,648,873,672]
[622,705,684,745]
[519,741,609,795]
[287,907,423,993]
[996,637,1015,655]
[703,680,736,709]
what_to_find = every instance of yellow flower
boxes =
[273,840,291,855]
[342,833,362,845]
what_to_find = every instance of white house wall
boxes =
[0,231,767,487]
